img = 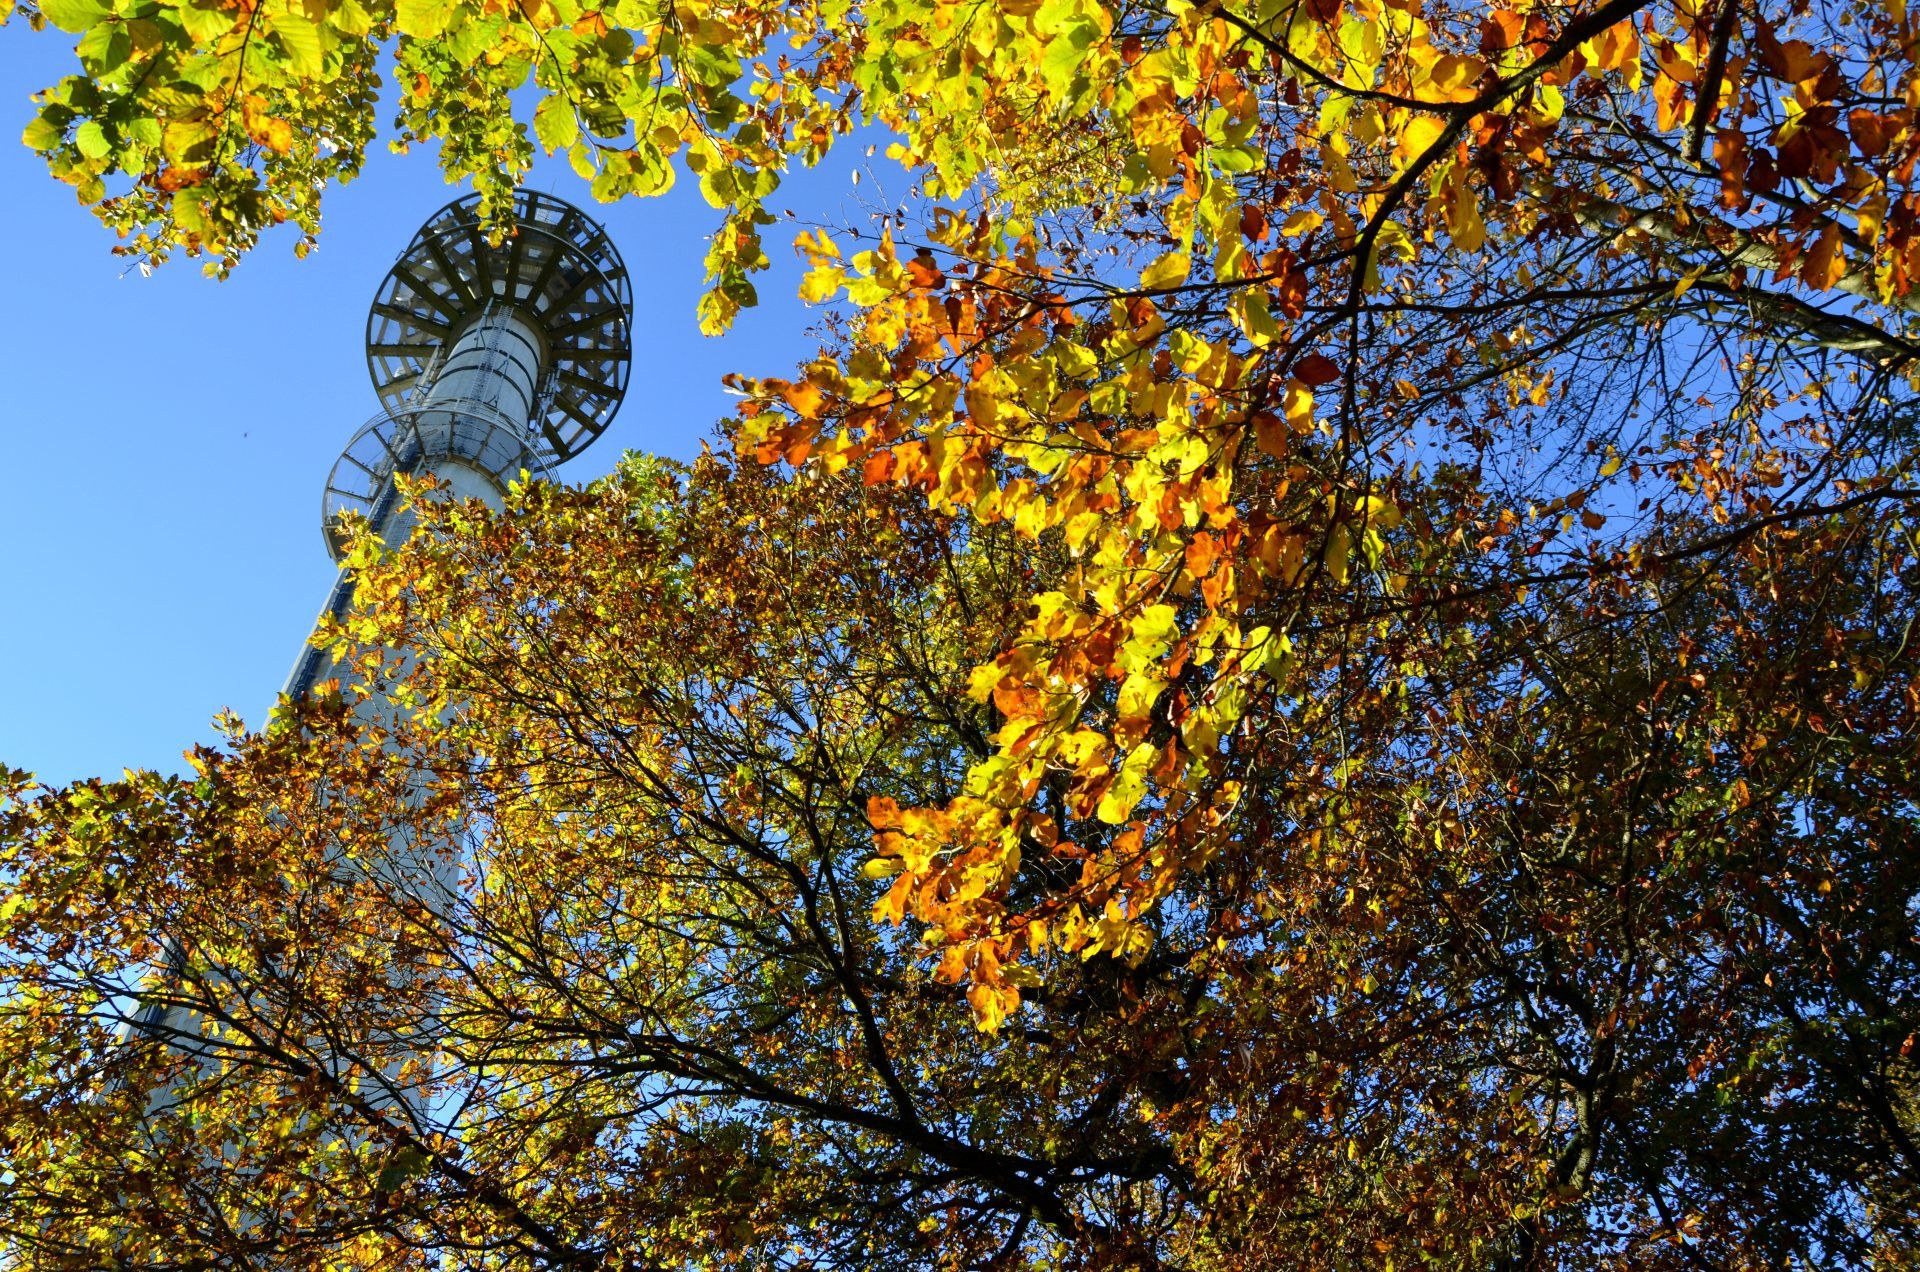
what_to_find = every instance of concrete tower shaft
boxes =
[425,306,546,426]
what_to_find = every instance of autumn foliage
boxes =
[6,0,1920,1262]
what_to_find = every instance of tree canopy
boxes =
[5,0,1920,1263]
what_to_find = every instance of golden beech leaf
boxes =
[1139,251,1192,290]
[1285,379,1316,433]
[1425,54,1485,100]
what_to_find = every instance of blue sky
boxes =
[0,27,872,785]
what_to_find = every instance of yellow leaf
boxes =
[967,981,1019,1032]
[793,227,841,263]
[1448,178,1484,253]
[394,0,455,38]
[1673,264,1709,297]
[1280,208,1324,237]
[1322,145,1359,193]
[1096,743,1156,824]
[1284,378,1315,433]
[1117,670,1166,720]
[1139,251,1191,290]
[799,265,845,303]
[161,116,218,166]
[1397,114,1449,165]
[1236,288,1282,347]
[1426,54,1484,100]
[268,8,326,77]
[1533,82,1565,124]
[967,660,1005,703]
[1357,494,1400,529]
[1324,525,1352,583]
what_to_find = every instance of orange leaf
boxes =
[1251,411,1288,458]
[1800,223,1845,292]
[1479,10,1524,52]
[772,379,825,419]
[1850,109,1894,160]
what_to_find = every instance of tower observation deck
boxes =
[288,190,632,695]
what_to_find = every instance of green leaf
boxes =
[444,11,502,62]
[1040,18,1102,93]
[698,164,740,209]
[376,1145,431,1194]
[1210,145,1258,174]
[683,40,742,88]
[269,10,325,77]
[533,94,577,152]
[630,147,674,196]
[73,119,109,158]
[75,21,130,72]
[176,0,233,42]
[124,113,160,148]
[566,139,597,179]
[394,0,455,40]
[39,0,110,33]
[21,114,64,152]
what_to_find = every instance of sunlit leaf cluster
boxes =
[8,0,1920,1260]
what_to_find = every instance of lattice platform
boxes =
[363,189,632,464]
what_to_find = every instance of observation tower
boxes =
[137,191,630,1125]
[287,189,633,696]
